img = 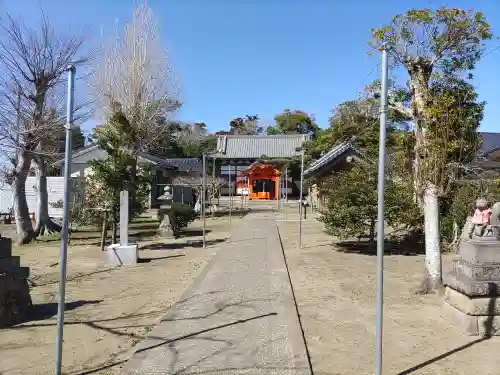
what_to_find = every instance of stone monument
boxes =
[103,190,139,266]
[0,236,32,327]
[158,185,174,238]
[443,198,500,336]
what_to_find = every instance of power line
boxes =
[483,44,500,58]
[352,64,379,98]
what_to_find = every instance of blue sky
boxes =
[7,0,500,135]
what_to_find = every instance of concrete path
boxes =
[122,212,311,375]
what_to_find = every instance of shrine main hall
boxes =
[210,134,309,200]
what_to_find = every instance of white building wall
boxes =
[0,177,66,218]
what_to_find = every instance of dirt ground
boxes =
[277,217,500,375]
[0,216,235,375]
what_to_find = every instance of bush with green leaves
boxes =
[319,163,421,242]
[166,203,197,232]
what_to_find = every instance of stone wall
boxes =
[0,237,32,327]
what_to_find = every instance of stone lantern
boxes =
[158,185,174,238]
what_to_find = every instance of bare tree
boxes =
[90,0,181,212]
[0,13,86,243]
[172,175,227,212]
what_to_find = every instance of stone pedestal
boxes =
[158,203,174,238]
[0,237,32,327]
[104,243,139,266]
[444,238,500,336]
[102,190,138,266]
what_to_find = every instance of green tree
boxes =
[150,121,218,158]
[267,109,319,135]
[304,96,404,160]
[223,115,262,135]
[371,7,492,290]
[88,111,152,242]
[319,163,420,243]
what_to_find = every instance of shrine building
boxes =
[210,134,309,200]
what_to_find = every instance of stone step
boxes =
[444,286,500,316]
[0,256,20,268]
[0,266,29,279]
[0,238,12,258]
[444,272,500,297]
[443,300,500,336]
[453,259,500,281]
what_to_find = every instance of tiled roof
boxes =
[478,132,500,156]
[53,144,177,170]
[164,158,202,173]
[136,151,177,169]
[212,134,308,159]
[303,141,362,177]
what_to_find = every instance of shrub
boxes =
[319,163,421,242]
[167,203,197,232]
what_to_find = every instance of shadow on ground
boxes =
[138,254,186,263]
[176,229,211,238]
[74,309,279,375]
[141,238,227,251]
[23,300,102,324]
[336,239,425,256]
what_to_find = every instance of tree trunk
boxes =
[369,216,376,244]
[111,219,117,244]
[128,155,138,222]
[100,210,108,251]
[12,150,35,244]
[408,60,443,292]
[34,160,62,237]
[423,184,442,289]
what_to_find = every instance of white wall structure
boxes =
[0,177,66,218]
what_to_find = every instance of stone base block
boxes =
[453,259,500,281]
[459,239,500,264]
[0,276,32,327]
[444,286,500,315]
[0,256,20,268]
[0,237,12,258]
[0,267,30,279]
[443,301,500,336]
[104,244,138,266]
[444,273,500,296]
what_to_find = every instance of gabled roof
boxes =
[53,144,177,170]
[163,158,202,174]
[241,162,280,175]
[304,141,365,178]
[212,134,309,159]
[478,132,500,156]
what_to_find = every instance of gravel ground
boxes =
[0,216,235,375]
[277,216,500,375]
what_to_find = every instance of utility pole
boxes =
[202,153,206,248]
[228,165,232,224]
[55,65,76,375]
[297,147,304,249]
[375,44,389,375]
[212,157,216,210]
[285,166,288,203]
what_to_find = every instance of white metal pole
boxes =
[277,174,280,208]
[246,175,249,208]
[55,65,76,375]
[228,165,232,224]
[202,153,206,248]
[285,166,288,203]
[298,149,304,248]
[375,44,389,375]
